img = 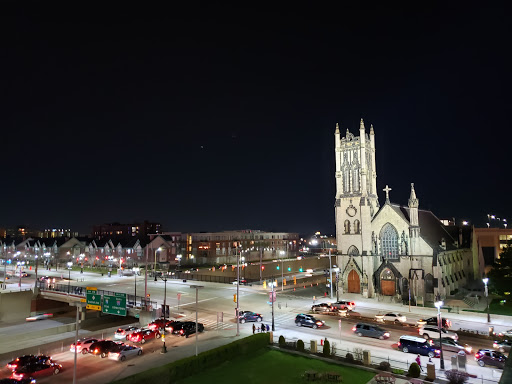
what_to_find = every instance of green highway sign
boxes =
[86,287,101,311]
[102,292,127,316]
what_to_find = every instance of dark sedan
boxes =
[417,317,452,329]
[89,340,123,358]
[432,338,472,354]
[179,322,205,337]
[238,311,263,323]
[475,349,507,369]
[12,362,62,380]
[7,355,51,371]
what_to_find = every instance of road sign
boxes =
[86,287,101,311]
[102,292,127,316]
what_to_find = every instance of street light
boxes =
[159,273,168,354]
[154,247,161,281]
[189,285,204,356]
[67,262,72,293]
[236,243,240,337]
[69,301,87,384]
[434,300,445,370]
[483,277,490,322]
[133,267,140,305]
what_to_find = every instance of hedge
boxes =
[111,333,270,384]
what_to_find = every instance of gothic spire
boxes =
[360,118,365,131]
[383,185,392,204]
[408,183,419,208]
[370,124,374,135]
[335,122,340,134]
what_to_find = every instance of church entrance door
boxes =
[347,270,360,293]
[381,280,395,296]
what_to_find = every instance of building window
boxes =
[354,220,360,234]
[380,223,399,260]
[344,220,351,234]
[347,245,359,256]
[424,274,434,293]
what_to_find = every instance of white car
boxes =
[375,313,407,323]
[419,325,458,341]
[115,326,140,340]
[498,329,512,338]
[26,313,53,321]
[70,337,100,354]
[108,345,143,361]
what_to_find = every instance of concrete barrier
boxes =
[0,290,35,322]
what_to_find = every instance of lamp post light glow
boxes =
[483,277,490,323]
[67,261,73,293]
[434,300,445,370]
[133,267,140,305]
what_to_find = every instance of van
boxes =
[331,300,356,311]
[398,335,440,358]
[352,323,390,339]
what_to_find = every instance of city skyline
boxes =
[1,5,510,235]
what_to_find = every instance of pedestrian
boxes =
[252,324,256,334]
[266,324,269,332]
[261,323,265,333]
[415,354,423,372]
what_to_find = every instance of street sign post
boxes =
[102,292,127,316]
[86,287,101,311]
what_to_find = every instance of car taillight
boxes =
[493,343,498,348]
[352,327,356,331]
[316,321,322,325]
[384,333,390,337]
[180,330,184,335]
[435,350,440,354]
[397,341,401,346]
[94,349,99,354]
[475,353,481,358]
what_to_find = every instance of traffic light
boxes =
[276,265,280,270]
[233,294,237,303]
[283,278,287,286]
[288,267,291,271]
[299,267,303,272]
[293,276,297,285]
[262,266,265,270]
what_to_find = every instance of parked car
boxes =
[295,314,325,329]
[108,345,143,361]
[416,317,452,329]
[238,311,263,323]
[498,329,512,338]
[432,338,472,354]
[311,303,333,313]
[128,328,161,343]
[475,349,507,369]
[352,323,390,340]
[419,326,458,341]
[115,326,140,340]
[331,300,355,311]
[7,356,51,371]
[70,338,100,354]
[179,322,205,337]
[232,279,251,286]
[375,313,407,323]
[148,318,173,331]
[39,276,55,283]
[493,339,512,353]
[11,362,62,380]
[89,340,123,358]
[25,313,53,322]
[398,335,440,358]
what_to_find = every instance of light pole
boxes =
[236,243,240,337]
[159,274,168,353]
[435,300,445,370]
[67,262,72,293]
[271,276,275,331]
[70,301,86,384]
[329,249,333,300]
[189,285,204,356]
[483,277,490,323]
[133,267,139,305]
[154,247,160,281]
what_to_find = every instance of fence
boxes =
[272,335,501,384]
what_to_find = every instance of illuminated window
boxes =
[380,223,399,260]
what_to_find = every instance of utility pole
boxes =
[329,248,333,300]
[236,242,240,336]
[259,247,263,283]
[271,275,275,331]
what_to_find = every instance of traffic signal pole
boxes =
[236,244,240,337]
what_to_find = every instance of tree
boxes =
[488,244,512,295]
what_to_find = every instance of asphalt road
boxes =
[0,268,508,383]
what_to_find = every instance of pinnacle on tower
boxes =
[360,118,365,130]
[408,183,419,208]
[335,122,340,134]
[370,124,374,135]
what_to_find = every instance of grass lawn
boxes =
[177,349,375,384]
[463,297,512,316]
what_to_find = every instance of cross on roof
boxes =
[383,185,392,203]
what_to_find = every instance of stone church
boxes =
[334,119,474,304]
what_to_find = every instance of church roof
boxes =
[388,204,459,252]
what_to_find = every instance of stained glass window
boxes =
[380,223,399,260]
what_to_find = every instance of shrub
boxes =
[278,335,285,347]
[392,368,404,375]
[345,352,354,362]
[296,339,304,352]
[445,369,469,384]
[323,339,330,357]
[378,361,391,371]
[408,362,421,378]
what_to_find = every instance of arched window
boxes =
[352,168,360,192]
[381,268,394,280]
[424,273,434,293]
[354,220,360,234]
[380,223,399,260]
[343,167,350,193]
[344,220,351,234]
[347,245,359,256]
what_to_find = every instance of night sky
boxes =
[1,4,510,236]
